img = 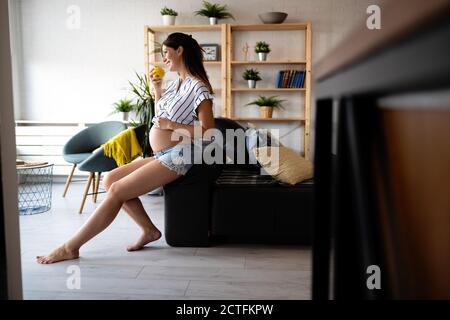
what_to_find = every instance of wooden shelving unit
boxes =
[231,88,306,92]
[231,23,308,31]
[145,25,222,32]
[144,22,312,158]
[231,60,306,65]
[227,22,312,159]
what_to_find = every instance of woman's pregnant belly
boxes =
[149,126,181,153]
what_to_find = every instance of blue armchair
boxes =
[77,124,148,213]
[62,121,127,198]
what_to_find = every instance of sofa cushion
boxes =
[214,117,254,167]
[215,166,278,186]
[215,165,313,187]
[245,128,281,166]
[254,146,314,185]
[214,117,246,133]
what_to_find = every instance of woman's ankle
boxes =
[142,226,160,235]
[64,241,80,253]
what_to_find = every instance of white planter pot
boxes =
[248,80,256,88]
[122,112,129,122]
[209,17,218,25]
[162,15,176,25]
[258,52,268,61]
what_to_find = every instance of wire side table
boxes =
[17,163,54,215]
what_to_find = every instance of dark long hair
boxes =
[163,32,214,94]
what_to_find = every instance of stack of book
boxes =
[275,70,305,88]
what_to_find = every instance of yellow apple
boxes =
[152,67,165,79]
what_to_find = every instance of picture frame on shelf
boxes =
[200,43,220,61]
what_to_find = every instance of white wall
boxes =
[11,0,382,152]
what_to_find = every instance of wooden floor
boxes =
[19,181,311,300]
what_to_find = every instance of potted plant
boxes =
[242,68,262,88]
[255,41,271,61]
[128,72,155,157]
[112,98,134,121]
[194,1,235,25]
[245,95,285,118]
[160,6,178,25]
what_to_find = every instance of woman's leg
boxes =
[36,160,181,264]
[103,157,162,251]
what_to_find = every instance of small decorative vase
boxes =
[122,112,129,122]
[260,106,273,118]
[209,17,218,25]
[248,80,256,88]
[162,15,176,25]
[258,52,268,61]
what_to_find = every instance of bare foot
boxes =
[127,229,162,251]
[36,244,79,264]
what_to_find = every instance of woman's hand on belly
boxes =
[152,117,173,130]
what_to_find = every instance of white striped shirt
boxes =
[152,76,214,125]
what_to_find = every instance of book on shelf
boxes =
[275,71,283,88]
[288,70,296,88]
[281,70,289,88]
[284,70,291,88]
[295,71,303,88]
[293,71,300,88]
[299,71,305,88]
[275,69,305,88]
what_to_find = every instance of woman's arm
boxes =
[153,99,214,140]
[152,90,161,106]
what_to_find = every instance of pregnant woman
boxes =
[37,32,215,263]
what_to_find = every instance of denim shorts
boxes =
[154,140,213,175]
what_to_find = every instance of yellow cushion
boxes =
[253,146,313,185]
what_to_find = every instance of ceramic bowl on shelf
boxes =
[258,12,288,24]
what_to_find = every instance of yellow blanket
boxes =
[102,128,142,166]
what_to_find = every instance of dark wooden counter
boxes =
[312,1,450,299]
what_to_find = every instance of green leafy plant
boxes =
[194,1,235,20]
[112,98,134,113]
[245,95,285,108]
[160,7,178,16]
[128,72,155,157]
[255,41,271,53]
[242,68,262,81]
